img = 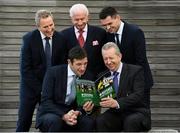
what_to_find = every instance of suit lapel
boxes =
[71,27,79,46]
[51,31,58,65]
[35,30,46,64]
[84,25,92,47]
[120,21,128,52]
[118,63,128,96]
[61,66,68,102]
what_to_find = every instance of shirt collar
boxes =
[117,21,124,35]
[67,64,76,77]
[39,31,52,40]
[111,62,123,75]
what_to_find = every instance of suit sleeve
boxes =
[39,68,66,116]
[20,35,42,94]
[134,28,149,69]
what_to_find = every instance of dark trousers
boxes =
[38,113,95,132]
[16,94,40,132]
[96,109,151,132]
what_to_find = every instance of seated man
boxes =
[96,42,151,132]
[36,46,95,132]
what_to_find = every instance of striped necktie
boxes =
[66,75,77,105]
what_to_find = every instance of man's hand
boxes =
[100,97,118,108]
[62,109,80,126]
[83,101,94,112]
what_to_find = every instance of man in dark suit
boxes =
[96,42,151,132]
[60,3,107,79]
[99,7,153,108]
[16,10,67,131]
[36,46,95,132]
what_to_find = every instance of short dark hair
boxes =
[99,6,118,19]
[68,46,87,63]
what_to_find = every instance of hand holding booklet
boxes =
[76,75,116,106]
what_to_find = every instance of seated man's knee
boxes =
[123,113,145,132]
[39,113,62,132]
[78,115,95,131]
[96,115,107,131]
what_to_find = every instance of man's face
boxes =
[100,15,120,33]
[71,11,88,31]
[102,47,121,72]
[69,57,88,77]
[38,16,55,37]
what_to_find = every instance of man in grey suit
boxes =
[16,10,67,131]
[36,46,95,132]
[96,42,151,132]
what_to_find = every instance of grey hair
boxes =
[69,4,89,17]
[35,9,53,27]
[102,42,121,55]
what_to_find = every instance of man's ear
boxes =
[67,59,71,64]
[115,15,120,20]
[119,53,122,60]
[68,59,74,65]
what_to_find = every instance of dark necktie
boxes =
[113,71,119,94]
[66,75,77,105]
[45,37,51,68]
[78,30,84,47]
[115,33,120,45]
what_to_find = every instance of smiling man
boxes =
[96,42,151,132]
[16,10,67,131]
[36,46,95,132]
[60,3,107,80]
[99,6,153,109]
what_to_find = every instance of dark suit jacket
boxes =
[98,63,151,130]
[107,21,153,89]
[20,29,67,97]
[36,64,94,128]
[60,25,107,79]
[100,63,149,114]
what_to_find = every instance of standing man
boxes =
[16,9,67,131]
[36,46,95,132]
[99,7,153,108]
[60,3,107,79]
[96,42,151,132]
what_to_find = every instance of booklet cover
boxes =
[76,75,116,106]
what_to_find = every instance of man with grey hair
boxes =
[60,3,107,80]
[96,42,151,132]
[16,9,67,131]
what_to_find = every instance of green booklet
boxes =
[76,76,116,106]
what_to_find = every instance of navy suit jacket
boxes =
[36,65,94,128]
[20,29,67,98]
[107,21,153,89]
[98,63,151,129]
[100,63,149,114]
[60,25,107,79]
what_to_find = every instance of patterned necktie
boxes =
[45,37,51,68]
[78,30,84,47]
[66,75,77,105]
[113,71,119,94]
[115,33,120,45]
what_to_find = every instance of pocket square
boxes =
[92,40,99,46]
